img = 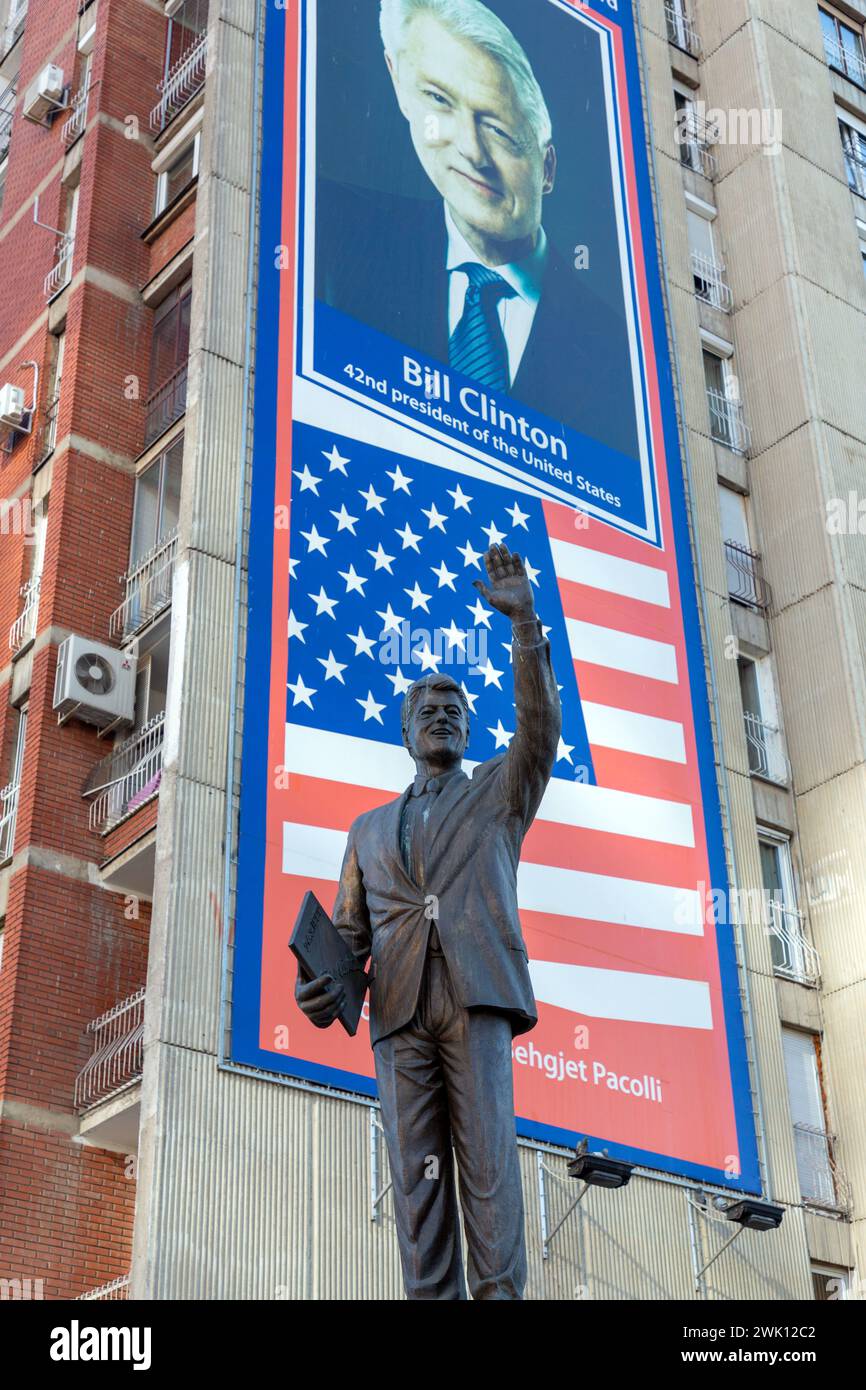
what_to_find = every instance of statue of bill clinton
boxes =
[295,542,561,1300]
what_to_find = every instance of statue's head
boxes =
[401,673,470,770]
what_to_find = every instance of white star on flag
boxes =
[322,444,349,474]
[301,524,329,556]
[431,560,457,590]
[460,681,479,714]
[387,465,413,493]
[414,641,441,673]
[288,674,316,708]
[339,565,367,595]
[357,691,385,724]
[330,504,358,534]
[467,597,493,628]
[506,501,530,529]
[457,540,483,569]
[488,719,513,749]
[359,483,386,514]
[474,656,505,689]
[386,667,414,696]
[376,603,404,634]
[404,581,432,612]
[557,736,575,764]
[481,520,507,546]
[317,651,347,684]
[293,464,321,494]
[367,542,395,573]
[395,522,422,552]
[287,610,307,642]
[309,586,338,619]
[421,503,447,532]
[348,626,376,658]
[447,483,473,512]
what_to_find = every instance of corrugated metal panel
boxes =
[184,351,247,563]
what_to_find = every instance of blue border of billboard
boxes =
[231,0,762,1195]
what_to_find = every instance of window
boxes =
[130,435,183,571]
[145,281,190,444]
[719,486,767,608]
[674,88,717,179]
[40,331,64,459]
[758,829,819,980]
[839,116,866,196]
[820,8,866,87]
[2,0,27,57]
[154,130,199,215]
[687,203,731,310]
[665,0,699,57]
[0,69,16,162]
[811,1264,850,1301]
[0,705,26,863]
[151,0,209,132]
[782,1029,838,1207]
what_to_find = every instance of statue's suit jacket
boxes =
[332,624,562,1046]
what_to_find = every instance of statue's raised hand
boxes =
[473,544,535,625]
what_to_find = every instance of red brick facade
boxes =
[0,0,196,1299]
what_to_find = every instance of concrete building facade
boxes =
[0,0,863,1300]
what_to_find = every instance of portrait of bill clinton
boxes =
[314,0,640,461]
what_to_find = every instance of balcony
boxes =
[707,387,751,454]
[1,1,26,60]
[77,1275,130,1301]
[793,1123,850,1213]
[60,76,91,146]
[743,711,788,785]
[43,233,74,299]
[691,251,732,312]
[150,27,208,133]
[110,528,178,642]
[0,779,20,861]
[144,363,187,446]
[823,33,866,90]
[75,987,145,1111]
[767,900,820,986]
[677,115,718,180]
[84,711,165,834]
[664,0,701,57]
[8,575,40,653]
[724,540,770,611]
[0,80,15,161]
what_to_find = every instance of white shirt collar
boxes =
[444,203,547,306]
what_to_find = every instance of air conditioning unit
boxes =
[0,382,26,429]
[23,65,66,125]
[53,636,137,729]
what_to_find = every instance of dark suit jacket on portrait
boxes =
[315,179,640,460]
[331,624,561,1046]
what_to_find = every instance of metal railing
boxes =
[824,33,866,89]
[74,988,145,1111]
[60,75,90,146]
[0,779,20,861]
[665,0,701,57]
[743,711,788,785]
[149,28,208,132]
[677,113,718,179]
[38,392,60,460]
[767,900,820,986]
[144,363,187,445]
[85,711,166,833]
[793,1123,850,1212]
[724,539,770,610]
[1,1,26,59]
[77,1275,130,1301]
[842,136,866,197]
[8,575,40,652]
[43,234,74,299]
[706,386,751,454]
[110,528,178,641]
[691,250,733,311]
[0,80,15,161]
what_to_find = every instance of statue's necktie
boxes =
[448,262,517,391]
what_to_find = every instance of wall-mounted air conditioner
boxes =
[23,65,66,125]
[53,636,137,729]
[0,383,26,429]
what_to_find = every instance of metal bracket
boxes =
[537,1151,589,1260]
[369,1109,392,1222]
[687,1192,745,1295]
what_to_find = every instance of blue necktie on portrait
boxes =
[448,262,517,392]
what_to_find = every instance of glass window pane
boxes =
[164,142,197,206]
[159,437,183,539]
[131,461,161,565]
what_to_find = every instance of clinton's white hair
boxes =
[379,0,552,147]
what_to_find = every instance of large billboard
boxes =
[232,0,761,1192]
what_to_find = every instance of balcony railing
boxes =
[144,363,187,446]
[793,1123,850,1212]
[74,988,145,1111]
[0,779,20,861]
[824,33,866,90]
[2,1,27,59]
[842,137,866,198]
[60,75,91,146]
[8,576,40,653]
[724,540,770,611]
[44,233,74,299]
[767,900,820,986]
[0,81,15,161]
[110,528,178,641]
[707,386,751,454]
[691,250,733,312]
[77,1275,130,1301]
[149,28,208,133]
[743,711,788,785]
[84,711,166,833]
[677,113,718,179]
[665,0,701,57]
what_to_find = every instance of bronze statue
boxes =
[295,542,561,1299]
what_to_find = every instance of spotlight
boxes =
[723,1198,784,1231]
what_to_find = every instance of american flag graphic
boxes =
[263,421,741,1174]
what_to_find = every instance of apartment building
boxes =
[0,0,863,1301]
